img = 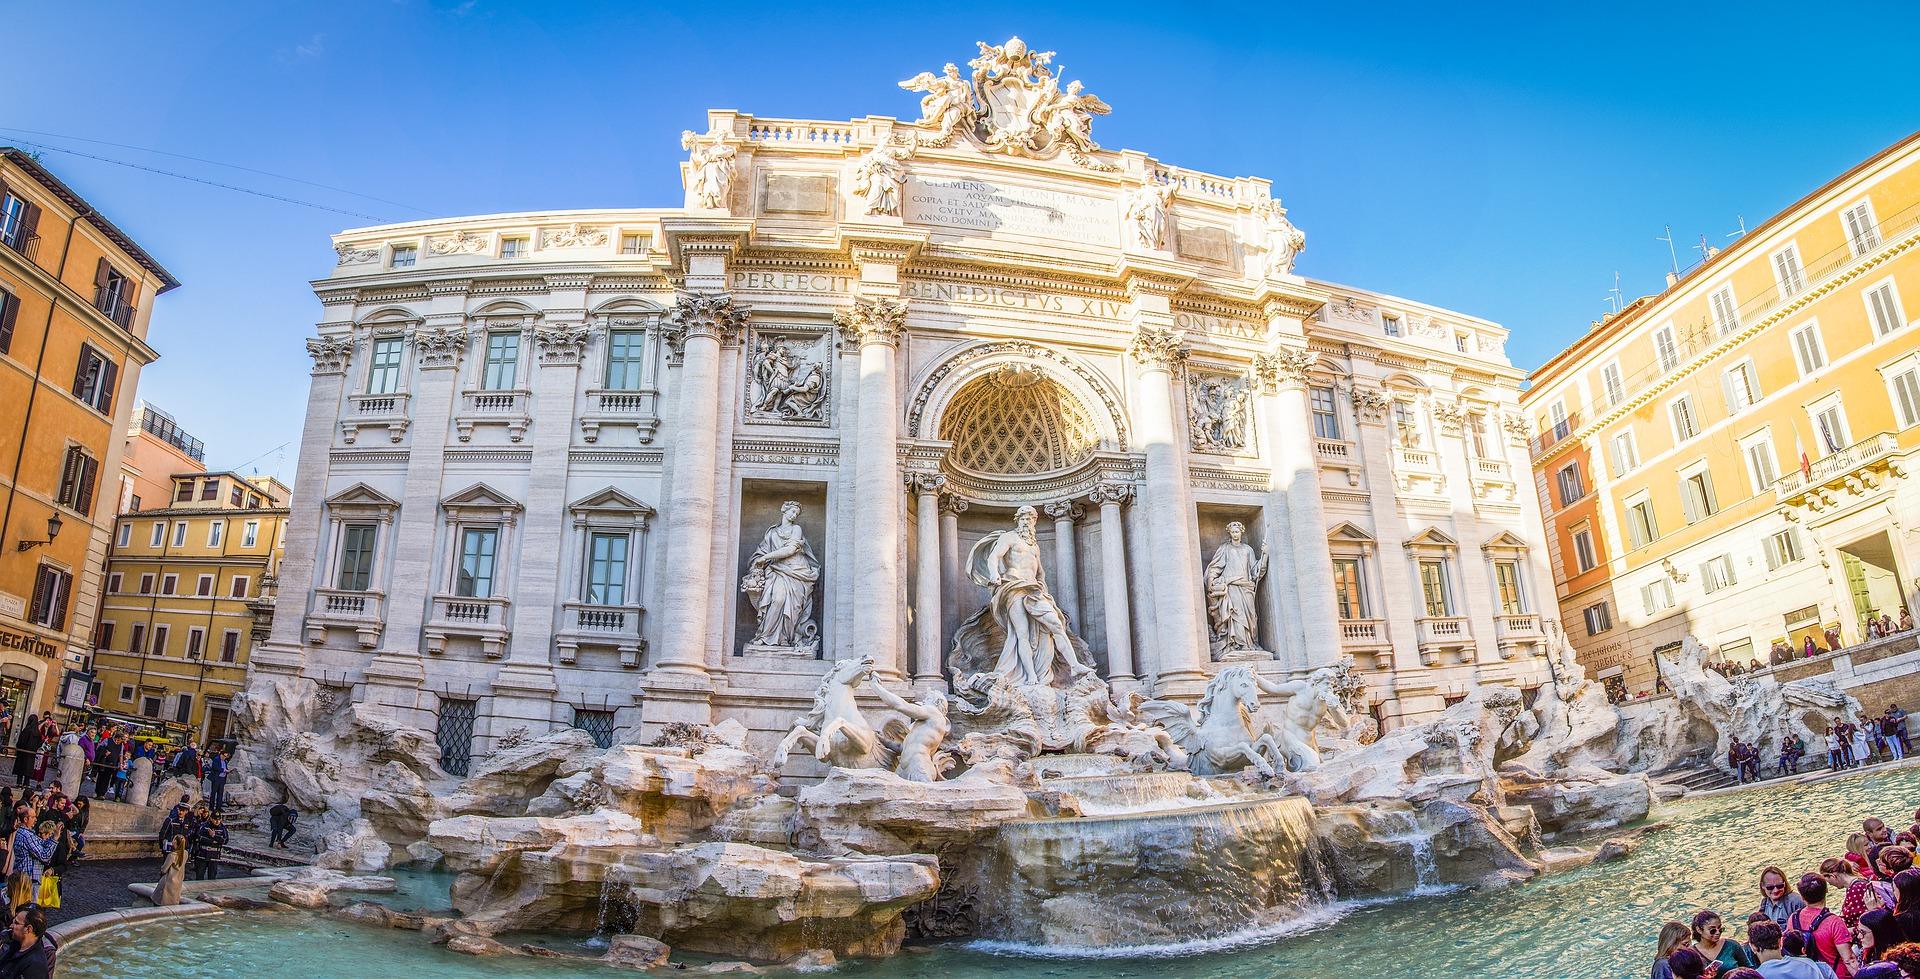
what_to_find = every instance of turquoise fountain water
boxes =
[55,766,1920,979]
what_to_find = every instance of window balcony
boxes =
[305,588,385,648]
[1392,445,1448,497]
[1,229,37,261]
[1338,617,1392,669]
[1315,438,1353,464]
[93,287,136,329]
[1494,612,1544,658]
[1774,432,1904,506]
[1393,445,1438,471]
[454,389,531,442]
[426,594,512,658]
[1415,615,1473,665]
[340,391,412,444]
[1472,458,1510,480]
[554,601,647,668]
[580,388,660,444]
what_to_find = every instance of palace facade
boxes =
[253,40,1559,766]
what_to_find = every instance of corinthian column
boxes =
[1255,344,1341,669]
[1130,325,1207,692]
[835,297,908,677]
[257,335,355,675]
[907,471,945,687]
[1088,482,1135,685]
[1043,500,1084,632]
[652,293,746,699]
[938,492,966,644]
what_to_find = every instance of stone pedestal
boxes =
[56,741,85,797]
[126,757,154,807]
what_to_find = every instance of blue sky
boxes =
[8,1,1917,486]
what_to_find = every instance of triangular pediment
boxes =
[1481,530,1530,553]
[1403,527,1458,548]
[1327,521,1374,543]
[441,482,523,511]
[568,487,655,515]
[324,482,400,509]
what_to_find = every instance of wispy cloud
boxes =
[277,33,326,65]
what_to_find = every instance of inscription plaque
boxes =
[904,175,1117,245]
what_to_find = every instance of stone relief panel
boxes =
[1187,370,1252,454]
[744,327,831,425]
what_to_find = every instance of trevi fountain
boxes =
[56,36,1898,979]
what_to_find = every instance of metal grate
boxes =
[571,709,616,750]
[436,699,477,776]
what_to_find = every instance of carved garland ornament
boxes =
[414,327,470,369]
[833,297,909,348]
[334,244,380,267]
[533,325,593,365]
[427,230,489,257]
[665,292,749,351]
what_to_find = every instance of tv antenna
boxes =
[1694,233,1714,263]
[1657,226,1680,276]
[1726,214,1748,241]
[1603,271,1624,314]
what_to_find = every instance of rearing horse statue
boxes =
[772,655,897,771]
[1136,666,1281,777]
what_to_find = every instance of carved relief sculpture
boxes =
[681,129,738,211]
[898,63,974,146]
[851,139,914,217]
[1204,521,1268,658]
[1187,372,1251,452]
[746,333,828,422]
[741,501,821,656]
[427,230,489,256]
[333,244,380,266]
[903,39,1110,166]
[1123,183,1176,251]
[1259,198,1307,277]
[542,224,609,250]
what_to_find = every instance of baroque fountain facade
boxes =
[215,38,1871,965]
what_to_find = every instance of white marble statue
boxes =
[898,63,973,145]
[1188,374,1250,452]
[774,655,893,769]
[742,502,821,654]
[748,337,826,422]
[1204,522,1267,657]
[1136,667,1281,777]
[868,679,951,782]
[681,130,737,210]
[1033,78,1110,154]
[966,505,1097,686]
[852,140,913,217]
[1123,183,1176,250]
[1254,668,1349,772]
[1260,199,1306,277]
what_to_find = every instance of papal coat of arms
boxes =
[899,37,1112,167]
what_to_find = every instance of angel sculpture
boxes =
[1036,79,1109,154]
[898,63,974,144]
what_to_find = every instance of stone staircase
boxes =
[1651,757,1807,794]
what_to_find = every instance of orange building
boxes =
[0,148,177,718]
[117,402,206,515]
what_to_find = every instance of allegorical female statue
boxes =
[1204,521,1267,656]
[742,501,820,654]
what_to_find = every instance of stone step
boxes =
[223,842,311,869]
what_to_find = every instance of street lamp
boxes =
[16,512,62,552]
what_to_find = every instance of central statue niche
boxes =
[939,363,1099,476]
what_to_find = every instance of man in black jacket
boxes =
[0,903,52,979]
[89,733,121,800]
[190,812,228,881]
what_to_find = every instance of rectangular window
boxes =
[1868,281,1905,337]
[1455,333,1470,352]
[1626,496,1658,549]
[1392,401,1419,444]
[482,332,520,390]
[391,244,417,268]
[128,623,145,655]
[456,527,500,598]
[1601,363,1625,407]
[572,709,617,749]
[1681,469,1719,523]
[151,624,170,657]
[150,521,165,547]
[1494,560,1525,614]
[1654,326,1680,372]
[437,699,477,777]
[1571,528,1597,573]
[1844,201,1881,256]
[1381,313,1401,337]
[606,330,645,391]
[1466,413,1489,457]
[116,523,130,549]
[27,565,70,629]
[185,628,204,660]
[55,446,99,515]
[171,522,187,547]
[1765,528,1804,570]
[500,237,528,259]
[367,337,404,394]
[1744,436,1779,495]
[1642,579,1674,616]
[1722,361,1760,414]
[0,194,30,253]
[140,696,161,718]
[174,481,193,503]
[1549,401,1570,440]
[137,574,153,595]
[337,523,378,591]
[1710,285,1741,336]
[1610,430,1639,474]
[1773,245,1807,296]
[195,574,214,597]
[207,520,223,547]
[1670,395,1700,442]
[1890,367,1920,429]
[220,630,240,663]
[1583,602,1612,636]
[161,574,177,596]
[1418,560,1452,617]
[118,685,132,704]
[230,485,242,507]
[1791,322,1826,375]
[1701,555,1737,593]
[174,693,193,724]
[1332,558,1367,619]
[106,572,122,593]
[1556,463,1585,506]
[200,480,219,501]
[92,263,131,326]
[230,576,249,598]
[585,532,629,606]
[1813,402,1850,454]
[619,233,646,255]
[1309,386,1341,439]
[242,521,260,548]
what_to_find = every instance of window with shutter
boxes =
[74,454,97,515]
[1844,203,1882,255]
[1792,323,1826,375]
[1601,363,1624,406]
[1710,286,1740,336]
[56,447,81,508]
[1773,247,1806,295]
[1867,282,1904,336]
[1890,368,1920,428]
[1654,326,1679,372]
[0,290,15,355]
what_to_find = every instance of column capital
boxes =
[938,490,969,516]
[665,291,748,351]
[905,470,946,495]
[1127,326,1187,371]
[835,297,908,347]
[1043,500,1084,523]
[1350,386,1391,424]
[414,327,470,370]
[306,336,353,375]
[533,325,593,366]
[1088,482,1135,507]
[1251,345,1317,393]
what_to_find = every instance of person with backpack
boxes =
[1750,920,1837,979]
[1787,872,1860,978]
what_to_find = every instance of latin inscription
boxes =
[904,175,1117,244]
[730,272,853,294]
[1173,311,1264,340]
[903,279,1125,319]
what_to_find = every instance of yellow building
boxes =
[93,471,288,742]
[1525,130,1920,696]
[0,148,177,719]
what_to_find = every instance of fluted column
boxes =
[1130,325,1207,691]
[938,492,966,650]
[258,335,355,674]
[836,298,909,677]
[1043,500,1084,633]
[1254,345,1341,669]
[908,471,945,687]
[1089,482,1136,684]
[652,293,746,689]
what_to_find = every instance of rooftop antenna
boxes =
[1694,233,1714,263]
[1726,214,1748,241]
[1604,271,1623,314]
[1657,226,1680,277]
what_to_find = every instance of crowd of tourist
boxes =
[1722,707,1911,785]
[1652,811,1920,978]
